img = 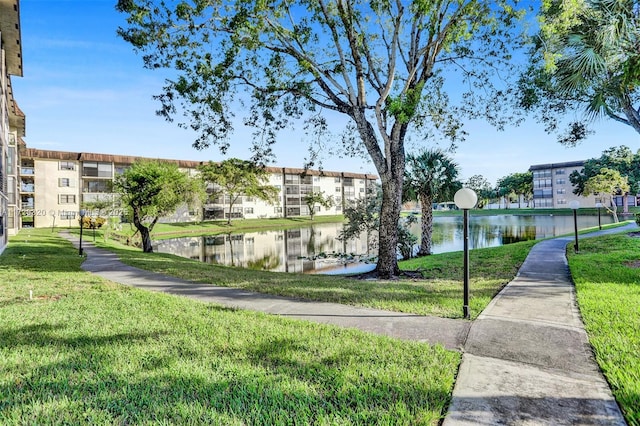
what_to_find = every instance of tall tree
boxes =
[582,168,630,222]
[114,160,204,252]
[496,171,533,208]
[198,158,279,225]
[519,0,640,145]
[464,174,495,208]
[404,149,461,256]
[117,0,524,278]
[570,145,640,195]
[303,191,333,221]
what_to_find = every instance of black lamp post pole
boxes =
[79,217,84,256]
[463,208,470,319]
[573,209,579,253]
[597,206,602,230]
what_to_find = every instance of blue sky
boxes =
[13,0,639,185]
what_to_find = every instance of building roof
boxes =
[529,160,585,171]
[20,148,379,180]
[8,95,25,136]
[0,0,23,77]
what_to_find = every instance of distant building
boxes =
[18,148,378,229]
[529,161,637,209]
[1,0,25,253]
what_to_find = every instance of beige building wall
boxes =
[530,161,598,208]
[31,158,80,228]
[1,0,25,250]
[19,148,378,228]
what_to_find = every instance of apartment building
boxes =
[18,148,378,229]
[530,161,593,208]
[1,0,24,253]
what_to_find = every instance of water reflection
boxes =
[155,214,615,273]
[155,224,375,274]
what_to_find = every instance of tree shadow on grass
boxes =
[0,324,454,425]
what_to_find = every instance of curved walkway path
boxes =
[63,223,637,425]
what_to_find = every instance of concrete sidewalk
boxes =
[63,223,636,425]
[443,224,635,425]
[65,232,470,351]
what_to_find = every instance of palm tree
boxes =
[404,149,461,256]
[524,0,640,142]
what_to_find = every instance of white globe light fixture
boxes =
[454,188,478,210]
[454,188,477,319]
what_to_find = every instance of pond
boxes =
[154,214,616,274]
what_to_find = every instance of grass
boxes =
[0,228,459,425]
[568,232,640,426]
[92,232,536,320]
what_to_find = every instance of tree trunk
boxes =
[350,109,406,279]
[418,193,433,256]
[132,209,153,253]
[377,174,403,278]
[608,197,619,223]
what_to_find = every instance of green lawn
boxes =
[0,229,459,425]
[93,232,536,320]
[568,232,640,426]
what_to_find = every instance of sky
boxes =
[12,0,639,186]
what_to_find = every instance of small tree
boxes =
[496,172,533,208]
[114,160,204,252]
[464,175,495,208]
[341,186,417,260]
[404,149,461,256]
[303,191,333,221]
[583,168,630,223]
[198,159,279,225]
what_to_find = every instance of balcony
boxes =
[20,167,35,175]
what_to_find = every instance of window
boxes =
[285,174,300,184]
[83,180,111,193]
[360,188,365,193]
[533,170,551,179]
[82,162,112,177]
[59,194,76,204]
[274,207,283,213]
[557,199,567,205]
[556,179,566,185]
[245,207,254,214]
[555,169,566,175]
[334,177,341,183]
[58,178,74,187]
[60,161,75,171]
[556,188,566,194]
[335,187,341,192]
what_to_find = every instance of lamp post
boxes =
[569,201,580,253]
[454,188,478,319]
[595,202,603,230]
[79,209,86,256]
